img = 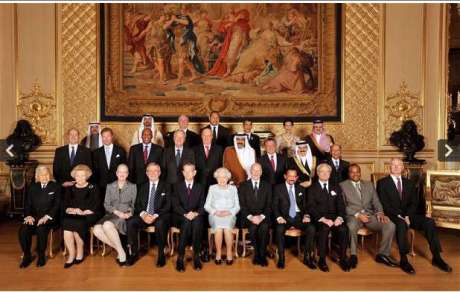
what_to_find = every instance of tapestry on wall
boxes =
[100,3,342,122]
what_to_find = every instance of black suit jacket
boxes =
[376,175,418,221]
[326,158,350,187]
[25,181,61,220]
[165,129,201,149]
[53,145,92,184]
[259,153,287,186]
[194,143,223,191]
[202,124,231,148]
[162,146,195,184]
[128,143,164,185]
[238,179,272,221]
[172,180,205,216]
[304,134,335,162]
[273,183,307,219]
[92,144,127,188]
[134,180,171,217]
[307,181,346,222]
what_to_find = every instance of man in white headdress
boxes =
[287,140,317,188]
[223,133,256,186]
[131,114,164,146]
[81,122,102,151]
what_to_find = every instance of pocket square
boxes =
[48,192,55,195]
[298,192,303,196]
[161,193,166,196]
[330,190,337,196]
[116,154,120,158]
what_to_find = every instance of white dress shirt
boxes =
[104,144,113,167]
[68,144,78,158]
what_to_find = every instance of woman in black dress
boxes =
[62,164,100,268]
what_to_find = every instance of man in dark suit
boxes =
[259,137,287,187]
[304,119,334,162]
[273,169,316,270]
[162,130,195,188]
[165,115,200,148]
[126,163,171,267]
[172,163,206,272]
[325,144,350,186]
[242,119,261,158]
[377,158,452,274]
[307,163,350,272]
[19,165,61,268]
[238,163,272,267]
[53,128,92,188]
[194,128,223,193]
[92,127,127,198]
[201,111,231,148]
[287,141,317,189]
[128,128,163,186]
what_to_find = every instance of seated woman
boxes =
[19,165,61,268]
[93,164,136,266]
[204,167,240,265]
[62,164,100,268]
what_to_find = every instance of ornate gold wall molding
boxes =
[17,82,57,145]
[384,81,423,144]
[60,3,98,136]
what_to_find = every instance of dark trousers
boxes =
[275,215,315,260]
[173,214,203,258]
[244,218,270,259]
[18,223,50,258]
[316,222,348,259]
[126,215,169,257]
[394,215,441,257]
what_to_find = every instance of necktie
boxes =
[212,126,217,140]
[335,160,340,170]
[205,145,210,159]
[70,146,76,165]
[253,181,259,199]
[355,182,362,200]
[147,183,156,215]
[396,177,403,199]
[270,155,276,170]
[143,145,148,163]
[322,183,328,193]
[187,184,192,196]
[288,185,297,218]
[176,149,181,167]
[105,147,111,168]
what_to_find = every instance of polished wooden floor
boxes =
[1,219,459,291]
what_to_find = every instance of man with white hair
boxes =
[165,115,200,148]
[377,158,452,274]
[307,163,350,272]
[19,165,61,268]
[223,133,256,186]
[287,140,317,188]
[131,114,164,146]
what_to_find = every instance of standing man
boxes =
[223,134,256,186]
[53,128,92,188]
[163,130,195,188]
[131,114,164,146]
[307,163,349,272]
[326,144,350,186]
[165,115,200,148]
[340,163,396,269]
[201,111,231,148]
[287,141,317,189]
[81,122,102,151]
[128,128,163,186]
[377,158,452,274]
[172,163,205,272]
[259,137,287,187]
[238,163,272,267]
[273,169,316,270]
[304,119,334,162]
[126,163,171,268]
[242,119,261,158]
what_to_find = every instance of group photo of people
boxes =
[18,112,452,276]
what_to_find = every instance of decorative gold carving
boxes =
[17,82,57,145]
[384,81,423,144]
[61,4,98,135]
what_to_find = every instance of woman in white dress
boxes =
[204,167,240,265]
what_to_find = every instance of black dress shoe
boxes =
[201,251,210,262]
[64,260,75,269]
[116,259,126,267]
[176,259,185,272]
[19,256,33,269]
[400,260,416,275]
[36,256,46,267]
[126,254,139,266]
[303,256,317,270]
[375,254,398,267]
[349,255,358,269]
[339,258,350,272]
[432,257,452,273]
[252,256,260,266]
[318,258,329,272]
[277,259,285,269]
[156,255,166,268]
[193,258,202,271]
[74,257,84,265]
[260,257,268,267]
[226,259,233,265]
[215,259,222,265]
